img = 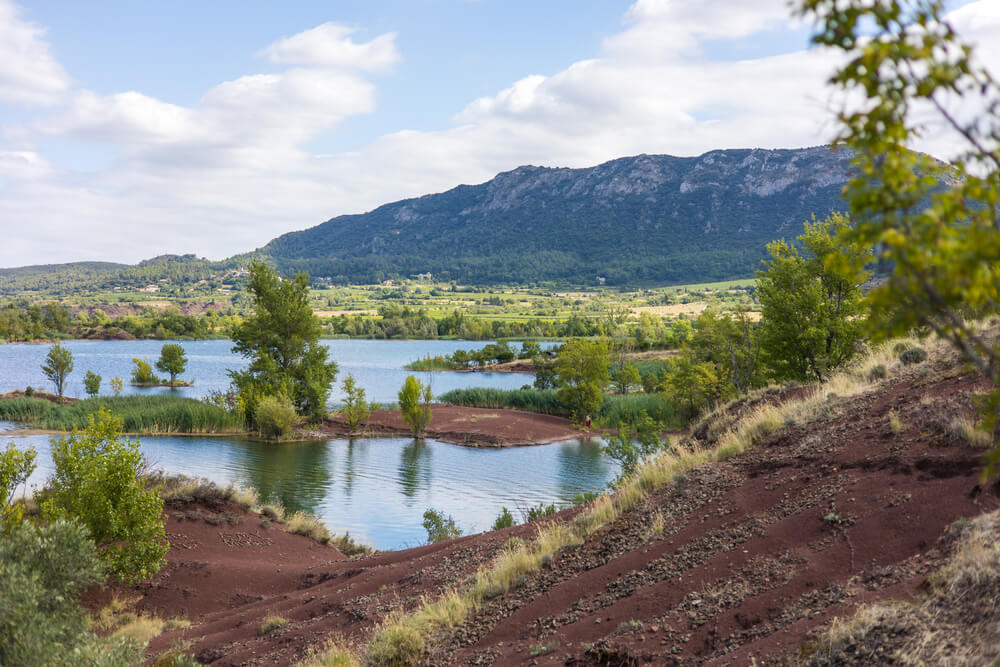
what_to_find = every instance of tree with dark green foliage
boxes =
[156,343,188,385]
[0,519,142,666]
[41,342,73,402]
[230,260,338,422]
[612,362,641,395]
[796,0,1000,469]
[41,408,168,583]
[554,338,612,423]
[756,213,870,382]
[83,369,101,398]
[398,375,433,437]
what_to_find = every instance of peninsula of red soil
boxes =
[124,353,998,665]
[324,405,595,446]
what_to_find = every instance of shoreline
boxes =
[2,403,604,447]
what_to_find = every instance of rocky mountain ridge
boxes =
[262,145,855,284]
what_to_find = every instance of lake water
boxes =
[3,426,616,550]
[0,339,539,406]
[0,338,615,550]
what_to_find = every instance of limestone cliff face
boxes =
[263,146,855,284]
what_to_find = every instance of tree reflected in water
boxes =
[398,439,431,500]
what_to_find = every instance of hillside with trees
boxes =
[261,146,858,285]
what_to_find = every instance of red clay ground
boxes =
[323,405,598,446]
[127,354,1000,665]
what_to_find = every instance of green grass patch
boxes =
[438,388,568,416]
[0,395,242,434]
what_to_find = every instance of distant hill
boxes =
[261,146,855,285]
[0,146,860,296]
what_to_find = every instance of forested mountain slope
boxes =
[262,146,855,285]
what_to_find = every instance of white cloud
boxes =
[0,0,69,105]
[260,22,399,71]
[1,0,999,267]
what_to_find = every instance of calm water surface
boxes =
[0,339,541,406]
[0,339,613,550]
[5,427,616,550]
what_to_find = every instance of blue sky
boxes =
[0,0,995,266]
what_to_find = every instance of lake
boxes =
[4,426,616,550]
[0,338,540,406]
[0,338,615,550]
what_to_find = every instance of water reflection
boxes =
[13,431,617,550]
[235,439,332,516]
[556,437,607,498]
[398,440,431,500]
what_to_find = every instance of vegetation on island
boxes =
[41,343,73,403]
[229,260,339,428]
[399,375,433,438]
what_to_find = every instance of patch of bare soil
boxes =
[124,358,997,665]
[324,405,592,447]
[0,389,77,404]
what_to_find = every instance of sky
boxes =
[0,0,997,268]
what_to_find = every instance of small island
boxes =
[130,343,192,387]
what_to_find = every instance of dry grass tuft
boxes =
[949,416,993,449]
[259,616,289,635]
[806,511,1000,665]
[287,511,332,544]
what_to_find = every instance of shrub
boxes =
[259,616,288,635]
[491,507,515,531]
[330,532,374,558]
[525,502,558,522]
[365,624,425,667]
[423,508,461,543]
[23,385,33,397]
[0,442,37,531]
[41,407,168,583]
[255,395,299,439]
[130,358,161,385]
[0,520,137,666]
[892,341,910,355]
[899,347,928,365]
[868,364,887,381]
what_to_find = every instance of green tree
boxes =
[0,520,142,666]
[611,362,641,395]
[0,443,36,531]
[83,370,101,398]
[41,408,168,583]
[756,213,870,382]
[109,376,123,396]
[230,261,338,422]
[155,343,188,385]
[130,357,160,385]
[398,375,433,437]
[554,338,612,423]
[795,0,1000,467]
[41,342,73,402]
[603,411,669,482]
[339,374,372,435]
[422,508,461,543]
